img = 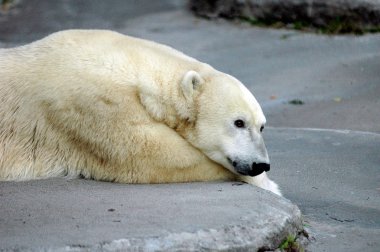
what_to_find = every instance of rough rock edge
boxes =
[2,205,303,252]
[189,0,380,29]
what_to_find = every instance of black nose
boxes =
[246,163,270,176]
[252,162,270,172]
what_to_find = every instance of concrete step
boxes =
[0,179,301,251]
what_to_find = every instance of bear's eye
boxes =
[234,119,245,128]
[260,126,264,132]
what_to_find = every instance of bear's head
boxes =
[179,70,270,177]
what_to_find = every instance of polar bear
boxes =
[0,30,280,195]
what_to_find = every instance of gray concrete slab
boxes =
[0,178,301,251]
[266,128,380,251]
[0,0,186,44]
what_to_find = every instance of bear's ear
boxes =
[181,70,203,101]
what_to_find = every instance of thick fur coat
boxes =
[0,30,280,195]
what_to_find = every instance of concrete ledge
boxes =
[0,179,302,251]
[190,0,380,30]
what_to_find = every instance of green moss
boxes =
[1,0,15,10]
[292,21,309,31]
[239,16,277,27]
[279,235,304,252]
[1,0,13,5]
[319,17,363,34]
[239,15,380,35]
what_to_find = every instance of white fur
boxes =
[241,172,281,196]
[0,30,281,196]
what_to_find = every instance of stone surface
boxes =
[190,0,380,28]
[0,179,302,251]
[266,128,380,252]
[0,0,186,44]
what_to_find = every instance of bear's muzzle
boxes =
[247,162,270,176]
[229,159,270,177]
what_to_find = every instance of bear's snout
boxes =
[240,162,269,176]
[250,162,270,176]
[229,158,270,177]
